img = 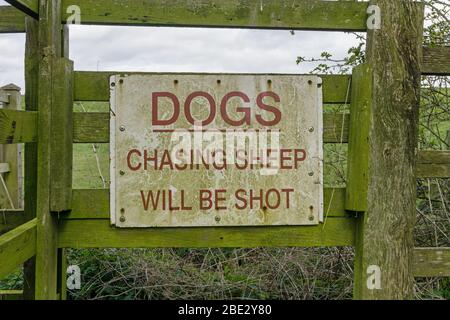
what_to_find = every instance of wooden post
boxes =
[34,0,73,300]
[350,0,424,299]
[346,64,372,214]
[22,16,39,301]
[56,24,72,301]
[34,0,63,300]
[51,26,73,213]
[0,84,23,210]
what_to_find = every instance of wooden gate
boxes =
[0,0,449,300]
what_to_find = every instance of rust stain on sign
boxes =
[110,74,323,228]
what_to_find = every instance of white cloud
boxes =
[0,0,360,91]
[69,25,359,74]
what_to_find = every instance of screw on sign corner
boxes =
[120,208,126,223]
[308,205,315,221]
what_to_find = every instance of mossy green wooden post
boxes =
[23,16,39,301]
[35,0,59,299]
[34,0,72,300]
[348,0,424,299]
[56,23,72,301]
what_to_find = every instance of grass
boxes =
[73,102,110,189]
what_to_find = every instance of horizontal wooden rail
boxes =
[60,0,368,31]
[74,71,352,104]
[422,47,450,76]
[73,112,109,143]
[0,218,36,280]
[0,210,29,235]
[73,112,350,144]
[58,187,354,248]
[58,217,355,248]
[0,6,25,33]
[1,1,369,31]
[0,290,23,300]
[417,150,450,178]
[64,188,349,220]
[413,247,450,277]
[0,109,38,144]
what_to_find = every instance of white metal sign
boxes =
[110,74,323,228]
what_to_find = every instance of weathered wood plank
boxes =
[413,248,450,277]
[56,27,71,302]
[417,150,450,178]
[346,64,372,212]
[22,16,39,301]
[73,112,109,143]
[0,109,37,144]
[417,164,450,178]
[0,219,36,280]
[66,189,111,219]
[0,210,28,235]
[58,217,355,248]
[50,58,74,212]
[34,0,62,300]
[353,1,424,300]
[0,6,26,33]
[61,0,368,31]
[5,1,38,19]
[74,71,352,104]
[422,47,450,76]
[74,71,107,101]
[64,187,349,220]
[0,290,23,300]
[73,112,350,144]
[418,150,450,164]
[322,75,352,105]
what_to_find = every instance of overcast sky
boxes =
[0,0,360,91]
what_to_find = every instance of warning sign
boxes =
[110,74,323,228]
